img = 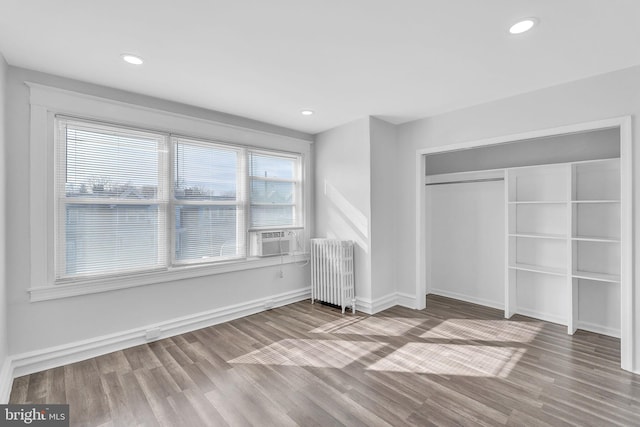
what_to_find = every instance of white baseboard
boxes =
[577,321,620,338]
[515,307,566,326]
[7,287,310,383]
[355,297,373,314]
[356,292,403,315]
[429,288,504,311]
[0,356,12,404]
[396,292,417,309]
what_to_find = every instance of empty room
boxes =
[1,1,640,426]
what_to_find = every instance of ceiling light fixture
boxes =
[509,18,538,35]
[301,110,314,116]
[121,54,144,65]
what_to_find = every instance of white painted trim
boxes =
[0,357,12,404]
[9,287,310,380]
[577,321,620,339]
[415,152,427,310]
[619,116,633,371]
[371,292,399,313]
[416,117,628,156]
[355,297,373,314]
[27,83,313,300]
[515,308,566,327]
[26,82,313,146]
[356,292,405,314]
[415,116,633,371]
[429,289,504,311]
[29,254,310,302]
[397,292,417,308]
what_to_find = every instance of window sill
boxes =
[28,254,310,302]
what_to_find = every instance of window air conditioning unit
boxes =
[251,230,296,257]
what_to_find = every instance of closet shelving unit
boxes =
[505,158,621,336]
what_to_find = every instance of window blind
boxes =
[56,119,168,279]
[173,137,246,263]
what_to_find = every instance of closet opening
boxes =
[415,117,633,371]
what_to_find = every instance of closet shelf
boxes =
[571,235,620,243]
[572,270,620,283]
[509,232,566,240]
[509,263,566,277]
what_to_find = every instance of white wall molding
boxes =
[371,292,399,313]
[429,289,504,311]
[0,357,12,404]
[356,292,411,314]
[396,292,417,309]
[355,297,373,314]
[7,287,310,380]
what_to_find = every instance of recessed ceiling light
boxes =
[121,54,144,65]
[509,18,538,35]
[301,110,314,116]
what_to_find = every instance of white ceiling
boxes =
[1,0,639,135]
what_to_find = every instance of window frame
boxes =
[28,83,312,301]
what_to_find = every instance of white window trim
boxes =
[27,83,312,302]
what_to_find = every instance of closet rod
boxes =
[425,177,504,186]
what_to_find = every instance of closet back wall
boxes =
[427,179,504,308]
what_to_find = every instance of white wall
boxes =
[396,65,640,370]
[369,117,397,301]
[314,118,372,302]
[6,67,313,356]
[427,180,505,308]
[0,54,8,394]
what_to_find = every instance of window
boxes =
[56,119,168,279]
[55,118,304,281]
[249,151,302,229]
[173,137,245,263]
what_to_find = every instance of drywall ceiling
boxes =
[0,0,639,134]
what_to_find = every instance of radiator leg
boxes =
[351,299,356,315]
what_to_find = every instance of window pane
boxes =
[64,125,161,199]
[250,153,295,179]
[175,142,237,200]
[175,205,242,261]
[250,181,294,203]
[251,205,295,228]
[64,204,161,276]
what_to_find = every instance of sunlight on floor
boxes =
[228,339,386,368]
[310,317,426,336]
[420,319,542,342]
[367,343,526,377]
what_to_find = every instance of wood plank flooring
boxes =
[10,295,640,426]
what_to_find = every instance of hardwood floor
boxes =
[10,295,640,426]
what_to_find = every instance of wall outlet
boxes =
[145,327,162,341]
[279,270,284,278]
